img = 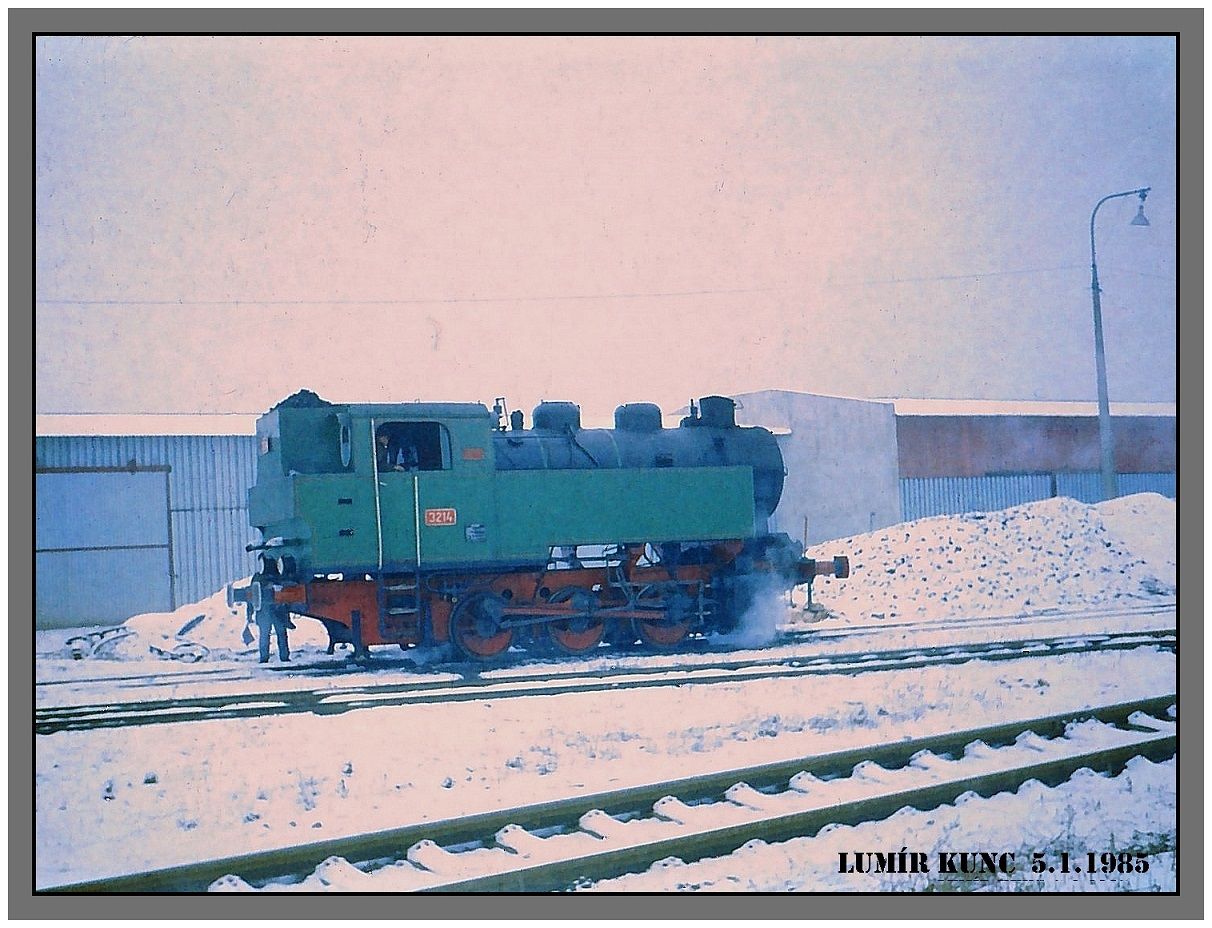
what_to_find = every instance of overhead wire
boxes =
[35,263,1173,307]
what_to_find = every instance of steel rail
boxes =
[430,733,1175,893]
[36,628,1176,735]
[796,600,1176,641]
[42,694,1175,893]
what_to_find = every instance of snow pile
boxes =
[110,582,329,661]
[802,494,1176,624]
[1096,493,1176,589]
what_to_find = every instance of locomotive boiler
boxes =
[229,390,847,661]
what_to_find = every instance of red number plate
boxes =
[424,508,457,526]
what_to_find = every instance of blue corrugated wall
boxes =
[900,471,1176,521]
[35,435,260,610]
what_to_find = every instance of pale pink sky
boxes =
[36,36,1176,419]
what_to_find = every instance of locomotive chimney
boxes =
[697,395,737,428]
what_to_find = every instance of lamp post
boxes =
[1089,186,1150,502]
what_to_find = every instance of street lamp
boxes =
[1089,186,1150,501]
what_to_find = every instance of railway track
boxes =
[36,627,1175,735]
[795,600,1175,643]
[43,695,1176,893]
[33,600,1174,694]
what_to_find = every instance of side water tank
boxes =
[532,401,581,432]
[614,403,663,432]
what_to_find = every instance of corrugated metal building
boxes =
[891,399,1177,519]
[733,391,1176,536]
[35,415,259,628]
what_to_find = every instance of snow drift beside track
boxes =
[111,583,330,661]
[801,493,1175,624]
[1096,493,1177,588]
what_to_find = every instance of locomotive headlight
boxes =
[276,557,287,576]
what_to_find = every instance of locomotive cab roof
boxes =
[264,394,493,423]
[343,402,493,421]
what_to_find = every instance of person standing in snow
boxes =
[256,605,291,663]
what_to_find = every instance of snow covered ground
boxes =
[33,494,1178,891]
[35,648,1176,890]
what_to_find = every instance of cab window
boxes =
[374,422,450,472]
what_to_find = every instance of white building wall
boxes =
[734,390,902,545]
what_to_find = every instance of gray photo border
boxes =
[15,7,1201,921]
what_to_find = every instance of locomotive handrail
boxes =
[567,426,600,466]
[370,417,384,573]
[412,475,422,570]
